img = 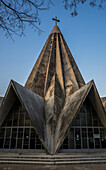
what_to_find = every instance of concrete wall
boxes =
[101,97,106,112]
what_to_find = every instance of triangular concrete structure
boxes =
[54,80,106,153]
[0,80,47,151]
[25,25,85,97]
[0,19,106,158]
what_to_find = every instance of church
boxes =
[0,17,106,169]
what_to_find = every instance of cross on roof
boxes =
[52,17,60,26]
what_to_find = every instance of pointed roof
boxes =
[50,25,61,34]
[25,23,85,98]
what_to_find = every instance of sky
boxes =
[0,1,106,97]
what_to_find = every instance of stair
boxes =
[0,153,106,165]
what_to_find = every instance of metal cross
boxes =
[52,17,60,26]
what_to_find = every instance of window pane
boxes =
[88,128,94,148]
[70,128,74,149]
[75,128,81,149]
[18,128,23,138]
[13,114,18,126]
[0,129,5,148]
[6,113,12,126]
[4,138,10,148]
[25,113,30,126]
[19,114,24,126]
[23,128,29,149]
[10,128,17,149]
[100,129,106,148]
[87,113,92,126]
[30,139,35,149]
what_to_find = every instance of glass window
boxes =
[10,128,17,149]
[25,113,30,126]
[75,128,81,149]
[100,129,106,148]
[17,128,23,149]
[0,100,44,151]
[0,128,5,148]
[88,128,94,148]
[23,128,29,149]
[18,128,23,138]
[6,113,13,126]
[13,114,18,126]
[19,114,24,126]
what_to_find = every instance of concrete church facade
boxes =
[0,18,106,169]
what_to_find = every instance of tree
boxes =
[0,0,53,40]
[63,0,105,16]
[0,0,105,40]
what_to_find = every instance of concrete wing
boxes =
[88,80,106,128]
[0,80,17,126]
[0,80,48,152]
[101,97,106,112]
[54,80,106,153]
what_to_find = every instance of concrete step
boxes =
[0,154,106,158]
[0,159,106,165]
[0,155,106,165]
[0,154,106,165]
[0,157,106,161]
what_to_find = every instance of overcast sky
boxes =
[0,1,106,97]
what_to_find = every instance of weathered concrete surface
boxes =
[0,83,17,126]
[55,81,92,153]
[13,81,46,143]
[101,97,106,112]
[25,34,52,97]
[61,34,85,88]
[0,164,106,170]
[50,25,61,34]
[25,25,85,98]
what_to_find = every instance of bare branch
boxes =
[63,0,106,16]
[0,0,105,40]
[0,0,53,40]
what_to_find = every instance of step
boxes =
[0,154,106,158]
[0,157,106,161]
[0,153,106,165]
[0,159,106,165]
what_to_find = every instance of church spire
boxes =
[25,21,85,97]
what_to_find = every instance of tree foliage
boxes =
[0,0,105,39]
[0,0,53,39]
[63,0,105,16]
